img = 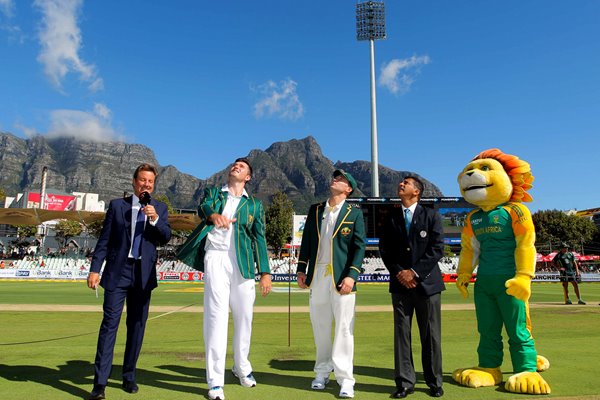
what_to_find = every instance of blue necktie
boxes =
[404,208,412,234]
[131,207,145,259]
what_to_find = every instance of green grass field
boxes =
[1,281,599,399]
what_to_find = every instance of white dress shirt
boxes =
[128,194,159,258]
[205,185,248,251]
[316,199,345,266]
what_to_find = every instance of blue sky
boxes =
[1,0,598,212]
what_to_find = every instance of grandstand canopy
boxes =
[0,208,202,231]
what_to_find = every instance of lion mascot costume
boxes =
[452,149,551,395]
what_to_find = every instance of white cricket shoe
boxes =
[339,383,355,398]
[232,368,257,387]
[311,376,330,390]
[208,386,225,400]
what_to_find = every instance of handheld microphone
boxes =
[139,191,151,206]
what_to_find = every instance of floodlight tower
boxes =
[356,0,386,197]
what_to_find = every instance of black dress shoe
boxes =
[392,387,414,398]
[429,386,444,397]
[122,381,139,394]
[88,385,106,400]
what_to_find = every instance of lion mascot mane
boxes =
[453,149,551,395]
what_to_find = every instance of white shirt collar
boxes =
[221,184,248,198]
[325,199,345,213]
[402,202,418,214]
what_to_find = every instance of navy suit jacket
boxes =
[379,203,445,296]
[90,196,171,291]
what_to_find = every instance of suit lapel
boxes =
[407,204,423,239]
[332,204,353,238]
[236,195,249,216]
[316,203,325,241]
[218,190,228,213]
[124,196,133,237]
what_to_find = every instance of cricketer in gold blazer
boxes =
[176,186,270,278]
[298,202,366,292]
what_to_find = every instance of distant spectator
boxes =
[552,243,585,305]
[0,260,5,269]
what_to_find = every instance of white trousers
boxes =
[309,264,356,387]
[204,250,256,388]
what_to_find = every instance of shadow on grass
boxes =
[0,359,505,398]
[268,359,463,396]
[0,360,92,399]
[0,360,205,399]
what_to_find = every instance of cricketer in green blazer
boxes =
[176,186,270,278]
[297,201,366,292]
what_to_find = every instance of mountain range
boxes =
[0,132,442,213]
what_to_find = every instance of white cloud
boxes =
[93,102,111,119]
[46,103,123,142]
[34,0,103,93]
[253,78,304,121]
[0,0,14,17]
[0,0,23,42]
[15,123,39,138]
[378,55,431,95]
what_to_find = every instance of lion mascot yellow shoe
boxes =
[452,149,551,395]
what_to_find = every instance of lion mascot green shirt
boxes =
[453,149,551,395]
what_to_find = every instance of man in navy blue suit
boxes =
[87,163,171,400]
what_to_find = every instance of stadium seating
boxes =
[5,255,464,276]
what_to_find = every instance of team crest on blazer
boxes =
[420,230,427,238]
[341,227,352,236]
[248,214,254,223]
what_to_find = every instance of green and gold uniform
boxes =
[462,203,538,372]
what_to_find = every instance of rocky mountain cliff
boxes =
[0,132,442,213]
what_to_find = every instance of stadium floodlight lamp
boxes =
[356,1,386,197]
[356,1,387,41]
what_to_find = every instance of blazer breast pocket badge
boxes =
[419,230,428,238]
[341,227,352,236]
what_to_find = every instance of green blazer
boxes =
[297,201,366,292]
[176,186,270,279]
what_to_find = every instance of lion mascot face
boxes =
[457,148,534,209]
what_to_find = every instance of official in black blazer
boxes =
[87,163,171,400]
[378,176,445,398]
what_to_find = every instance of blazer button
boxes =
[406,247,411,251]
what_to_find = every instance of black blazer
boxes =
[379,203,445,296]
[90,196,171,291]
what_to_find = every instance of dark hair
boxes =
[235,157,253,176]
[405,175,424,199]
[133,163,158,179]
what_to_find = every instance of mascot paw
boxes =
[536,355,550,372]
[456,273,471,298]
[505,274,531,301]
[505,372,551,394]
[452,367,502,388]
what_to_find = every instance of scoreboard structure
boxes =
[345,197,474,249]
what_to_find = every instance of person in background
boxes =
[552,243,585,305]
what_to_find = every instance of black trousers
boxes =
[391,291,442,389]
